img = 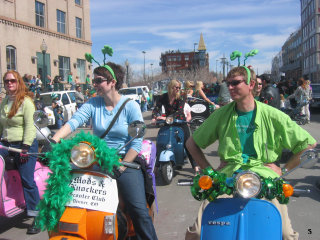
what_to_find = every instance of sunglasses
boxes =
[174,86,181,90]
[4,79,17,84]
[226,80,246,87]
[258,83,262,86]
[92,77,108,85]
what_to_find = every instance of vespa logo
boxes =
[191,104,207,113]
[208,221,231,226]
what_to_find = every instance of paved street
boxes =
[0,109,320,240]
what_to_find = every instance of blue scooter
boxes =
[156,116,188,185]
[179,149,319,240]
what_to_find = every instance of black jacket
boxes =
[260,84,280,109]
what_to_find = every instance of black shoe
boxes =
[27,218,40,235]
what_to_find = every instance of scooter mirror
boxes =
[128,121,146,138]
[300,149,319,169]
[33,110,49,128]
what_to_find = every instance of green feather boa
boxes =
[36,131,120,231]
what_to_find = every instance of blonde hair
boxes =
[195,81,203,91]
[168,79,181,100]
[185,81,194,89]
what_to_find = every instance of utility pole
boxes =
[142,51,146,83]
[220,54,227,80]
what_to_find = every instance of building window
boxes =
[6,46,16,70]
[77,59,86,82]
[35,1,45,27]
[76,17,82,38]
[75,0,81,5]
[58,56,70,81]
[184,55,189,61]
[57,10,66,34]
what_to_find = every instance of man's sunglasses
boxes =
[92,77,108,85]
[4,79,17,84]
[226,80,246,87]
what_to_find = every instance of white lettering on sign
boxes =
[67,173,119,213]
[191,104,207,113]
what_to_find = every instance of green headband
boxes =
[240,66,251,84]
[85,45,117,81]
[103,65,117,82]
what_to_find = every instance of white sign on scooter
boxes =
[67,173,119,213]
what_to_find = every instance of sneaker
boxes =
[27,218,40,235]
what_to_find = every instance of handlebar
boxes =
[0,144,46,155]
[120,161,141,170]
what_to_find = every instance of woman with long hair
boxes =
[152,79,200,174]
[194,81,219,108]
[0,70,40,234]
[289,77,312,123]
[52,62,158,240]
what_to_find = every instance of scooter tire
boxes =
[160,162,173,185]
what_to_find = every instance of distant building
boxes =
[271,50,283,82]
[0,0,92,88]
[300,0,319,82]
[279,28,302,82]
[159,33,209,74]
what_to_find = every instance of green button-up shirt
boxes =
[193,100,316,178]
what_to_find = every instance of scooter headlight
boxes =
[166,116,174,125]
[70,142,95,168]
[235,171,261,198]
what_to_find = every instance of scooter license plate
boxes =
[66,173,119,213]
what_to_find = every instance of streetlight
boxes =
[142,51,146,83]
[125,59,129,87]
[150,63,154,82]
[40,39,48,90]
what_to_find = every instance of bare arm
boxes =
[186,137,211,169]
[52,124,72,143]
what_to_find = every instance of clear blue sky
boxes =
[90,0,300,77]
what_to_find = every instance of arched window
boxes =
[6,45,16,70]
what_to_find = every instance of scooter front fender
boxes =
[159,150,175,163]
[201,198,282,240]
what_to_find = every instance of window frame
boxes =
[57,9,66,34]
[6,45,16,71]
[58,55,70,81]
[76,17,82,38]
[35,1,45,27]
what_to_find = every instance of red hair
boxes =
[3,70,34,118]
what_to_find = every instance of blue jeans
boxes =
[57,119,63,129]
[0,139,40,216]
[117,167,158,240]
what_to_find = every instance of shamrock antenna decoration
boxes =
[230,49,259,66]
[85,45,114,66]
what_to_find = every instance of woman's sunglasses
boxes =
[92,77,108,85]
[226,80,246,87]
[4,79,17,84]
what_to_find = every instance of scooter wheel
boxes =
[160,162,173,185]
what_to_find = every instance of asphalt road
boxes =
[0,108,320,240]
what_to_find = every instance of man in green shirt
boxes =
[185,66,317,240]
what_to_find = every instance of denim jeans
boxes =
[0,139,40,216]
[117,167,158,240]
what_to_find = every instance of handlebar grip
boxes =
[121,161,141,170]
[177,181,193,186]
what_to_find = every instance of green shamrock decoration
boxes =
[230,49,259,66]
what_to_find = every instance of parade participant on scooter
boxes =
[0,70,40,234]
[194,81,219,109]
[151,79,200,174]
[185,66,317,240]
[51,62,158,240]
